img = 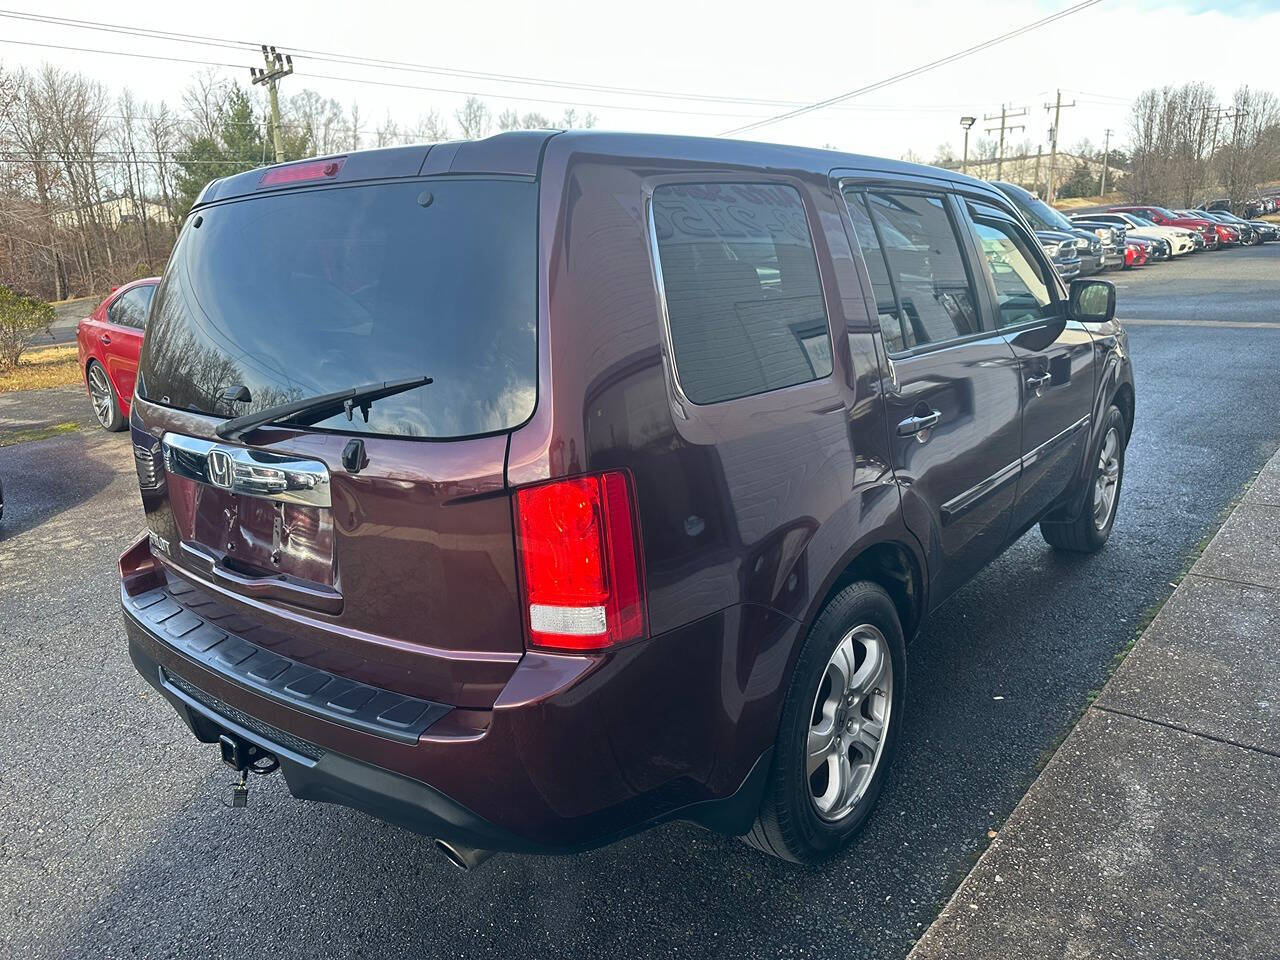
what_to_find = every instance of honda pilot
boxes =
[120,132,1135,867]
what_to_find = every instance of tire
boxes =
[86,360,125,432]
[1040,404,1126,553]
[744,581,905,864]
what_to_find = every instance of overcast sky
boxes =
[2,0,1279,160]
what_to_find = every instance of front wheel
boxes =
[744,582,905,864]
[1040,404,1126,553]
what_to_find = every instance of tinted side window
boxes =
[966,204,1056,329]
[108,287,153,329]
[652,183,833,405]
[843,190,907,354]
[864,191,980,349]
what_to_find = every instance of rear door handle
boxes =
[898,409,941,437]
[99,333,111,345]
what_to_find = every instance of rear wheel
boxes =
[87,361,125,432]
[1040,404,1126,553]
[744,582,905,864]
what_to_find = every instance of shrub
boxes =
[0,285,56,372]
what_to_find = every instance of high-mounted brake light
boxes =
[514,471,647,651]
[258,157,345,188]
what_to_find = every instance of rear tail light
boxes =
[514,471,647,651]
[258,157,345,188]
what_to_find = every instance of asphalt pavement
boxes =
[2,247,1279,960]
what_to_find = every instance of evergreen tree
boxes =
[174,85,266,214]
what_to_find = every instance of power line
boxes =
[0,8,981,114]
[0,8,1090,120]
[719,0,1106,136]
[0,36,777,120]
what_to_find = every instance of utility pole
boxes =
[1043,89,1077,203]
[250,45,294,164]
[1200,105,1249,207]
[1033,145,1043,195]
[960,116,976,176]
[1100,128,1112,196]
[984,104,1027,180]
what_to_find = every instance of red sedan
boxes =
[75,277,159,431]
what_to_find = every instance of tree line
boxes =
[4,61,1278,308]
[0,62,594,303]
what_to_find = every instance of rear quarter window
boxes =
[651,183,833,405]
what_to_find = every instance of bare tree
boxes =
[348,101,364,151]
[411,110,450,142]
[455,96,491,139]
[182,69,227,143]
[374,113,401,148]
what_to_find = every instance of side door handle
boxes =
[898,408,941,437]
[1026,371,1051,396]
[99,333,112,345]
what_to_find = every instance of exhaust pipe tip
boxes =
[435,839,494,872]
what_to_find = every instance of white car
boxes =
[1079,213,1197,256]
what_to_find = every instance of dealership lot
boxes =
[3,246,1280,959]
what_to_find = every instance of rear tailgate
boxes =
[132,406,521,708]
[130,169,540,709]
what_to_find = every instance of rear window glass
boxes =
[140,179,537,439]
[108,285,154,329]
[844,190,908,354]
[652,183,832,405]
[863,191,979,349]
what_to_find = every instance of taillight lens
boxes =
[514,471,647,651]
[258,157,345,188]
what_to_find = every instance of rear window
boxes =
[652,183,832,405]
[140,179,537,439]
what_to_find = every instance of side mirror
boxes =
[1069,277,1115,323]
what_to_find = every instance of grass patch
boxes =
[0,345,82,393]
[0,420,80,446]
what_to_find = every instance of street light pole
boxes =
[960,116,976,175]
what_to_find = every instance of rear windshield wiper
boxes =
[214,376,433,442]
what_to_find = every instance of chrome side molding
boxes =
[161,432,332,508]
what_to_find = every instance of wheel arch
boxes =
[807,538,927,647]
[1113,380,1135,441]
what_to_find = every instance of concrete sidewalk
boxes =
[911,449,1280,960]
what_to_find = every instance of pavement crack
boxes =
[1184,571,1277,592]
[1088,704,1280,760]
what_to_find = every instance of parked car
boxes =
[75,277,160,431]
[1107,205,1229,248]
[1124,236,1153,267]
[119,134,1135,868]
[1195,210,1260,245]
[1079,212,1196,256]
[1069,221,1125,270]
[1190,209,1276,243]
[1037,229,1083,279]
[991,181,1101,275]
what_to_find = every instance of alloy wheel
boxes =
[1093,426,1121,530]
[806,624,893,822]
[88,364,115,429]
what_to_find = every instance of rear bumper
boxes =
[121,564,783,853]
[126,630,544,853]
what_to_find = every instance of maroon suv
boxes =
[120,133,1135,867]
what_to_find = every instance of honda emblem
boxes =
[206,448,235,490]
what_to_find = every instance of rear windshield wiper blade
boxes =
[214,376,433,442]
